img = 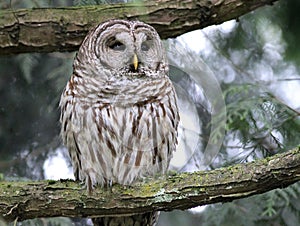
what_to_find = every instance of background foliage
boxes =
[0,0,300,225]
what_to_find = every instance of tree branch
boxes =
[1,147,299,222]
[0,0,278,55]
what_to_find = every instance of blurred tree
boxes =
[172,1,300,225]
[0,0,300,226]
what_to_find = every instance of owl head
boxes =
[74,19,168,79]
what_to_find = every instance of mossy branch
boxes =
[1,147,300,222]
[0,0,278,55]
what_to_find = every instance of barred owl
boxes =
[60,19,179,226]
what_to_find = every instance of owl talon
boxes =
[106,179,113,191]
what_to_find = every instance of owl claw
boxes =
[107,179,113,188]
[104,179,113,192]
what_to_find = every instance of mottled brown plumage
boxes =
[60,19,179,226]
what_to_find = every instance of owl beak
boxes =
[133,53,138,71]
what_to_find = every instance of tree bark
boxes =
[1,147,299,222]
[0,0,278,55]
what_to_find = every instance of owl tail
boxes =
[92,211,159,226]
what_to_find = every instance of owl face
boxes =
[75,20,168,79]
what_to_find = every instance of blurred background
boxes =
[1,0,300,225]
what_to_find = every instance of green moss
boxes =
[47,180,56,185]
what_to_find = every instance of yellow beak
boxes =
[133,54,138,71]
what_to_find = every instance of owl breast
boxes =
[60,74,179,189]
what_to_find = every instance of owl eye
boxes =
[109,41,126,51]
[141,41,150,51]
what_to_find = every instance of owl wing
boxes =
[61,99,114,191]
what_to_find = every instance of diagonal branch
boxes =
[0,0,278,55]
[1,147,300,222]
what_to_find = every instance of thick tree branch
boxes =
[1,147,299,222]
[0,0,278,55]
